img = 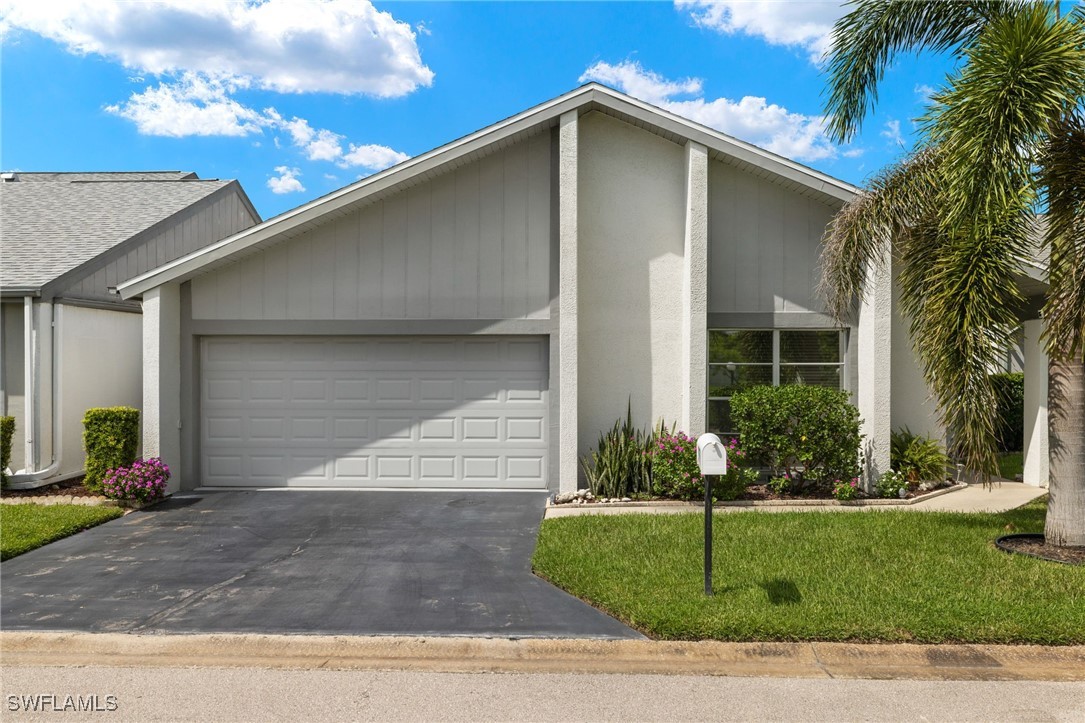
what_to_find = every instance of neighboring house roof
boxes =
[1,171,258,295]
[119,83,861,299]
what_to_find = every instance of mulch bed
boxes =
[740,483,945,502]
[0,477,97,498]
[996,534,1085,566]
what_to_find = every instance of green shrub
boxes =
[580,401,653,499]
[651,432,758,501]
[1,416,14,488]
[890,428,950,482]
[875,469,909,499]
[832,478,860,500]
[990,372,1024,452]
[730,385,862,486]
[83,407,140,493]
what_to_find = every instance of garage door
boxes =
[200,336,549,489]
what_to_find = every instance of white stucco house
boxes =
[117,84,1051,494]
[0,171,259,486]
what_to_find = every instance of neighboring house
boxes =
[118,84,1049,494]
[0,171,260,486]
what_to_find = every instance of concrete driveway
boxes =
[0,491,641,639]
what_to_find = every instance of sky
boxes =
[0,1,960,220]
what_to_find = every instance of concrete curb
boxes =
[2,633,1082,681]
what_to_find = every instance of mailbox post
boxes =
[696,433,728,596]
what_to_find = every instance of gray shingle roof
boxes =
[1,172,228,289]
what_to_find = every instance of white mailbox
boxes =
[696,433,728,476]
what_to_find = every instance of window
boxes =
[707,329,846,434]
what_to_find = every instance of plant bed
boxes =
[0,476,167,509]
[1,477,98,499]
[995,534,1085,566]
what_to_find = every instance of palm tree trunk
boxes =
[1045,358,1085,548]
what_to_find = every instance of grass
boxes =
[1,504,123,561]
[999,451,1024,480]
[532,497,1084,644]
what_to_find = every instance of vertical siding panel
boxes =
[405,187,431,318]
[217,264,242,318]
[334,214,359,320]
[287,235,313,319]
[358,203,383,318]
[104,260,118,290]
[309,222,335,318]
[502,142,528,318]
[525,133,550,318]
[428,172,457,317]
[733,167,759,311]
[263,242,289,318]
[240,248,266,319]
[454,162,481,319]
[782,195,809,312]
[760,179,785,312]
[477,150,504,318]
[382,193,408,318]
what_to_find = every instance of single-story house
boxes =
[1,171,259,486]
[117,84,1051,494]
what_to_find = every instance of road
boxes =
[3,666,1083,722]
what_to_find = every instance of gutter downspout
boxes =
[8,302,65,488]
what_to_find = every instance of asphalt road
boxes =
[3,666,1083,722]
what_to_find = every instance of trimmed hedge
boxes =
[990,372,1024,452]
[1,416,14,488]
[730,385,862,486]
[83,407,140,492]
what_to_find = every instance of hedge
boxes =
[1,416,14,488]
[83,407,140,492]
[990,372,1024,452]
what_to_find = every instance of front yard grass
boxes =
[1,504,123,561]
[532,497,1083,644]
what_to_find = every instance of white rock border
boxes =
[0,494,170,510]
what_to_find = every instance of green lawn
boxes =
[999,451,1024,480]
[1,504,123,561]
[532,498,1083,644]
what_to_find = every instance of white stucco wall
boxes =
[58,305,143,477]
[857,255,893,483]
[1022,319,1049,487]
[142,284,182,492]
[889,277,943,441]
[576,112,687,457]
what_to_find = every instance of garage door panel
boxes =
[201,336,548,488]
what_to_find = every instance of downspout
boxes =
[8,302,65,488]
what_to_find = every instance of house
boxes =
[0,172,260,486]
[117,84,1050,493]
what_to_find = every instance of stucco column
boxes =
[682,141,708,435]
[142,284,182,493]
[857,253,892,487]
[1022,319,1049,487]
[558,110,579,493]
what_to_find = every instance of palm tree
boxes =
[819,0,1085,547]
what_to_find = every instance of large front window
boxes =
[707,329,846,434]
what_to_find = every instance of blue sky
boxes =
[1,1,957,220]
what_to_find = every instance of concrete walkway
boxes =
[545,481,1048,518]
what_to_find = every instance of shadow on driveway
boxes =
[0,491,642,639]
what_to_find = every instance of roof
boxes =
[1,172,232,291]
[119,83,860,299]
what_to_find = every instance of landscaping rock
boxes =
[553,492,577,505]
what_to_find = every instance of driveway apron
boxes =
[0,491,642,639]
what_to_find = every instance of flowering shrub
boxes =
[832,478,861,501]
[652,433,757,501]
[875,469,909,499]
[101,457,170,503]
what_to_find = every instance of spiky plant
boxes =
[821,0,1085,547]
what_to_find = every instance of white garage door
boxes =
[200,336,549,489]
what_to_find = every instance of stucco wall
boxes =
[1,302,26,471]
[190,133,551,321]
[890,277,943,441]
[576,111,686,456]
[57,305,143,476]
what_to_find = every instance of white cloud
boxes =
[106,73,266,137]
[581,60,841,162]
[675,0,845,62]
[580,60,700,106]
[340,143,410,171]
[267,166,305,194]
[1,0,433,97]
[280,116,345,162]
[914,84,937,102]
[880,119,903,147]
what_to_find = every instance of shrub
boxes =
[875,469,909,499]
[580,401,653,499]
[832,478,861,501]
[1,416,13,488]
[101,457,170,503]
[890,428,950,482]
[730,385,863,486]
[83,407,140,493]
[990,372,1024,452]
[652,434,758,502]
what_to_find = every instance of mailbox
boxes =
[696,433,728,476]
